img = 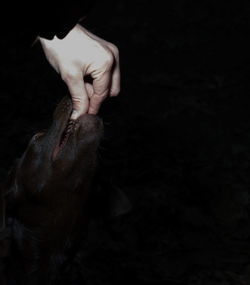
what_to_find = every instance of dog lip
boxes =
[52,98,74,161]
[53,119,81,161]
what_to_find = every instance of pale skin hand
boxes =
[39,24,120,119]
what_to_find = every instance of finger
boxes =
[88,71,111,114]
[85,82,94,98]
[88,93,108,115]
[108,44,120,97]
[110,61,120,97]
[65,77,89,120]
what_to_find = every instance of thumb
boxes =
[65,78,89,120]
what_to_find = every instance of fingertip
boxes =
[110,63,120,97]
[70,110,79,120]
[67,80,90,119]
[70,97,89,119]
[110,87,120,97]
[88,106,98,115]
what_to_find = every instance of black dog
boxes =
[1,96,105,284]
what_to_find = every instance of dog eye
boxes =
[32,131,45,142]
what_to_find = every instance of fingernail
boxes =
[70,110,78,120]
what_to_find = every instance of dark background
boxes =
[1,0,250,284]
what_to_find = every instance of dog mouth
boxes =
[52,119,77,161]
[51,96,103,161]
[51,97,77,161]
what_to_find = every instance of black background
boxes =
[1,1,250,284]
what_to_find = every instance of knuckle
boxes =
[109,43,119,56]
[71,96,82,104]
[111,87,120,96]
[99,89,109,98]
[61,68,79,83]
[101,51,114,67]
[94,88,109,99]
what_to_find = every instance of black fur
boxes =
[2,96,103,284]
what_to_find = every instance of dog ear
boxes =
[1,159,23,219]
[0,160,20,234]
[2,159,20,197]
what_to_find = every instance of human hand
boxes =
[39,24,120,119]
